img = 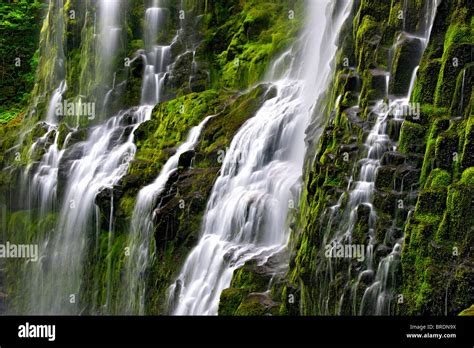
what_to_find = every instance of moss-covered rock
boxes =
[389,36,423,96]
[399,120,426,154]
[218,288,248,315]
[459,304,474,316]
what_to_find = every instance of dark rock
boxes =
[375,166,396,191]
[381,151,406,166]
[340,143,359,153]
[177,150,195,169]
[389,35,423,96]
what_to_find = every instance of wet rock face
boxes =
[389,36,423,96]
[288,0,474,317]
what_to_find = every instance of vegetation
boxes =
[0,0,472,317]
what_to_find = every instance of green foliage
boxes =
[201,0,302,90]
[0,0,44,110]
[460,167,474,185]
[399,121,426,154]
[218,288,248,315]
[426,169,451,189]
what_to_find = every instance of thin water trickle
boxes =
[316,0,440,315]
[122,115,213,314]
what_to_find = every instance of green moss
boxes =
[414,189,447,216]
[203,0,302,91]
[230,260,271,292]
[411,59,442,104]
[458,304,474,316]
[218,288,248,315]
[426,169,451,189]
[234,296,268,316]
[459,167,474,185]
[389,36,423,96]
[375,166,396,191]
[355,15,381,72]
[399,121,426,154]
[460,116,474,169]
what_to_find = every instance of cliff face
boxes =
[284,0,473,316]
[0,0,472,316]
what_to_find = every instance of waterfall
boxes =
[168,0,354,315]
[122,115,213,314]
[46,81,66,124]
[358,0,440,315]
[121,0,206,315]
[16,0,156,314]
[23,106,152,314]
[316,0,440,315]
[97,0,123,86]
[141,1,171,105]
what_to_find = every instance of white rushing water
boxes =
[357,0,440,315]
[26,105,152,314]
[123,115,213,314]
[141,2,171,105]
[98,0,123,81]
[316,0,440,315]
[19,0,166,314]
[121,0,206,314]
[168,0,354,315]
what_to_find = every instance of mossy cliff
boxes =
[0,0,43,124]
[0,0,472,316]
[0,0,299,314]
[283,0,473,316]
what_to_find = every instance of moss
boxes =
[202,0,302,91]
[450,63,473,117]
[389,36,423,96]
[355,15,381,72]
[127,90,226,184]
[411,59,442,104]
[426,168,451,189]
[230,260,272,292]
[418,118,450,185]
[399,121,426,154]
[375,166,396,191]
[459,167,474,185]
[218,288,248,315]
[235,297,267,316]
[460,115,474,169]
[414,189,447,216]
[458,304,474,316]
[434,43,473,107]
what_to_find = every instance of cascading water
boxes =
[141,1,171,105]
[24,105,153,314]
[97,0,123,90]
[168,0,354,315]
[358,0,440,315]
[122,115,213,314]
[15,0,154,314]
[120,0,207,315]
[315,0,440,315]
